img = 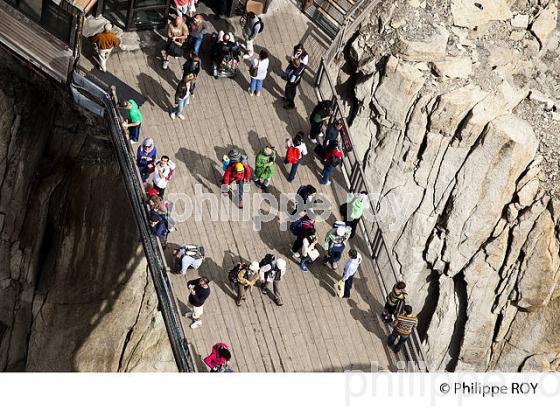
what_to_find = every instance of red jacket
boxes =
[223,162,251,185]
[203,342,230,370]
[324,149,342,164]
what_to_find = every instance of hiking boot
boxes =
[190,320,202,329]
[177,113,185,120]
[163,60,169,70]
[170,112,176,120]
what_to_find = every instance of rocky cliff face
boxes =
[0,63,174,371]
[341,0,560,371]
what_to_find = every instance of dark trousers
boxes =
[321,164,335,184]
[292,235,304,253]
[348,218,360,239]
[328,244,345,264]
[387,330,410,352]
[310,121,322,140]
[261,280,282,304]
[236,283,249,303]
[343,275,354,298]
[155,185,165,198]
[284,82,298,108]
[288,161,300,182]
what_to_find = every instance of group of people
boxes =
[111,7,421,369]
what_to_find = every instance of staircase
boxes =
[302,0,364,39]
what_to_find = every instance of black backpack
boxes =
[228,263,244,284]
[252,18,264,35]
[259,254,276,268]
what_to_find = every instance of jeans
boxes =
[387,330,410,352]
[174,95,190,115]
[191,36,203,56]
[250,78,263,93]
[287,161,299,182]
[300,255,312,270]
[284,83,297,107]
[328,244,345,264]
[129,124,141,142]
[320,164,335,184]
[343,274,354,298]
[233,180,245,202]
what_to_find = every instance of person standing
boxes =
[299,230,319,272]
[341,249,362,298]
[137,138,157,182]
[242,11,263,59]
[172,244,205,274]
[203,342,232,372]
[121,99,142,144]
[320,145,343,185]
[171,74,195,120]
[162,15,189,70]
[182,52,201,96]
[387,305,418,353]
[187,15,209,56]
[283,58,305,109]
[290,214,315,253]
[382,281,408,323]
[254,145,276,193]
[292,184,317,215]
[323,119,343,148]
[342,191,368,238]
[285,132,307,182]
[89,23,120,72]
[259,257,286,306]
[248,49,270,96]
[185,276,211,329]
[152,155,175,197]
[223,161,251,208]
[309,100,332,144]
[323,225,350,270]
[290,44,309,67]
[174,0,196,17]
[234,261,260,306]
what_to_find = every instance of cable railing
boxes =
[69,71,197,373]
[314,3,428,372]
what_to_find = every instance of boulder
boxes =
[451,0,514,29]
[373,56,425,126]
[531,2,558,48]
[397,27,450,62]
[431,56,473,79]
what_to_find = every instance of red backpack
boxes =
[286,146,301,164]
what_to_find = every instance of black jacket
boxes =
[187,279,210,307]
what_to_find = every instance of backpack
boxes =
[330,155,342,167]
[228,263,244,284]
[252,18,264,35]
[286,146,301,164]
[259,253,276,268]
[289,218,314,236]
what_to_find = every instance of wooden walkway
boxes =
[81,0,393,372]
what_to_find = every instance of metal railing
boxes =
[314,3,428,372]
[69,71,197,372]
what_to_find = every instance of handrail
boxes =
[314,0,429,371]
[69,71,196,372]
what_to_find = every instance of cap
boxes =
[277,258,286,271]
[235,162,244,172]
[249,261,260,271]
[336,226,346,236]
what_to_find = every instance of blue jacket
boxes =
[137,146,157,173]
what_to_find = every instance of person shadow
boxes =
[137,72,172,111]
[201,256,237,300]
[175,147,222,190]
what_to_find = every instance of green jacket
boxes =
[348,196,366,220]
[323,226,351,250]
[254,150,276,180]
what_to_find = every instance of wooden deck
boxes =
[81,0,395,372]
[0,2,72,84]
